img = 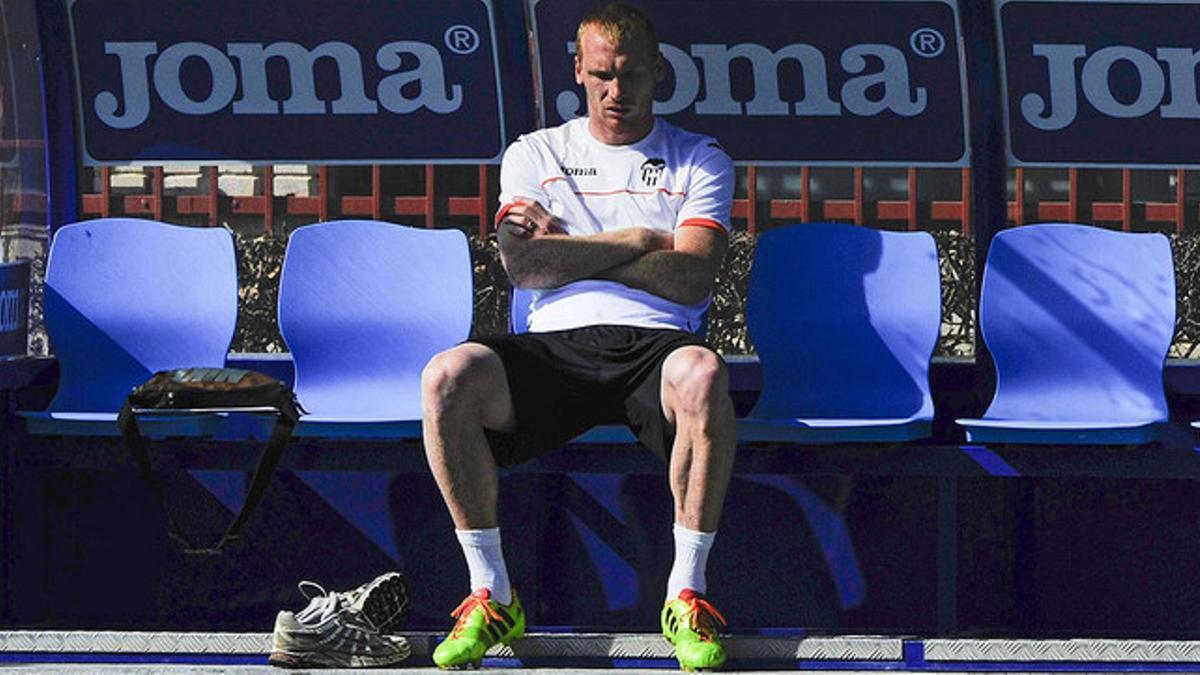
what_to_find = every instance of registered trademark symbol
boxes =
[910,28,945,58]
[444,25,480,55]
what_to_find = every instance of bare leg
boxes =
[424,344,523,668]
[659,344,735,660]
[661,346,737,532]
[421,343,516,529]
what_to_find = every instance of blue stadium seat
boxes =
[278,220,472,439]
[510,285,534,334]
[738,222,941,443]
[957,223,1175,445]
[20,218,237,436]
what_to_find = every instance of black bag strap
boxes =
[116,403,298,556]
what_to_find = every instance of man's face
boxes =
[574,25,663,144]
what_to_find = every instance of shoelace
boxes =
[294,581,346,623]
[448,590,504,639]
[680,594,727,642]
[294,579,387,630]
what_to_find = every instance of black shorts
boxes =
[470,325,717,467]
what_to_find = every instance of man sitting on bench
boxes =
[421,2,736,669]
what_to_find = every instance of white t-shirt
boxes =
[498,117,734,333]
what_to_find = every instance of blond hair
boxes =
[576,2,658,57]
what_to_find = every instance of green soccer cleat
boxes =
[661,589,728,671]
[432,589,526,669]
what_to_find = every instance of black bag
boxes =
[117,367,303,555]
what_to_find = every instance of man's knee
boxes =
[663,347,730,416]
[422,345,506,417]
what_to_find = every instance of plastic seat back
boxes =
[279,220,472,419]
[44,218,237,412]
[747,222,940,420]
[979,223,1174,423]
[511,286,534,334]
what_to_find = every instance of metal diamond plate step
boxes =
[0,631,899,661]
[492,634,900,661]
[0,632,273,654]
[924,638,1200,662]
[13,633,1200,666]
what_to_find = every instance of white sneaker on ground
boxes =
[268,572,411,669]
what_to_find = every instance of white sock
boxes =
[666,523,716,599]
[455,527,513,605]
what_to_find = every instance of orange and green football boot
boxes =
[661,589,727,671]
[432,589,525,669]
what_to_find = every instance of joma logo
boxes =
[1020,44,1200,130]
[556,40,933,121]
[94,40,467,129]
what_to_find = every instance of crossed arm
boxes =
[496,200,728,306]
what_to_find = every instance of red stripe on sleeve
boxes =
[494,201,523,228]
[678,218,729,235]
